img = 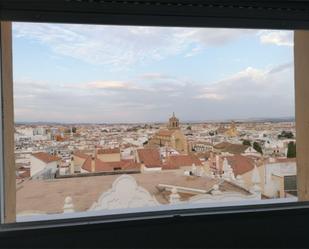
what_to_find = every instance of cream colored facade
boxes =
[170,129,188,154]
[97,153,121,162]
[149,113,188,154]
[224,121,239,137]
[271,174,284,198]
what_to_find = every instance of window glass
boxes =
[12,22,295,222]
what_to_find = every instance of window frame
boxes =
[2,200,309,232]
[0,21,4,224]
[0,21,15,225]
[0,0,308,232]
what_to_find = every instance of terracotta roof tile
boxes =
[226,155,255,176]
[163,155,202,169]
[82,157,140,172]
[156,130,174,136]
[115,160,141,170]
[74,151,90,159]
[32,152,60,164]
[137,148,162,168]
[94,158,112,171]
[81,155,92,172]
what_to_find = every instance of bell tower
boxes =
[168,112,180,130]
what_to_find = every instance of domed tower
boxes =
[168,112,180,130]
[225,120,238,137]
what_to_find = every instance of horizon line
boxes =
[14,116,295,125]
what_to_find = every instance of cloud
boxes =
[138,73,172,80]
[14,61,294,123]
[13,23,293,71]
[194,62,294,119]
[184,46,203,58]
[196,67,267,100]
[197,63,294,99]
[259,31,293,46]
[84,81,131,90]
[66,80,154,93]
[13,23,186,68]
[13,23,271,67]
[268,62,293,74]
[12,24,294,122]
[195,92,225,100]
[177,28,256,46]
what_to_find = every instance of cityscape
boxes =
[15,114,297,217]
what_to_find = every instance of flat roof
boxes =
[16,171,249,214]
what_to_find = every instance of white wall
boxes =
[142,165,162,173]
[264,162,296,184]
[30,156,58,179]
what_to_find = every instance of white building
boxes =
[264,158,296,198]
[30,152,60,179]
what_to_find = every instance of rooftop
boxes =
[226,154,257,176]
[137,148,162,168]
[16,172,250,214]
[156,130,175,137]
[214,142,249,154]
[81,157,140,172]
[32,152,60,164]
[163,154,202,169]
[97,148,120,154]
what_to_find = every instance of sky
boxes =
[12,22,294,123]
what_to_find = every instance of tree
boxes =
[278,131,294,139]
[253,142,263,154]
[287,141,296,158]
[242,140,251,146]
[72,127,77,133]
[187,126,192,130]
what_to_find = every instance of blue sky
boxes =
[12,23,294,123]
